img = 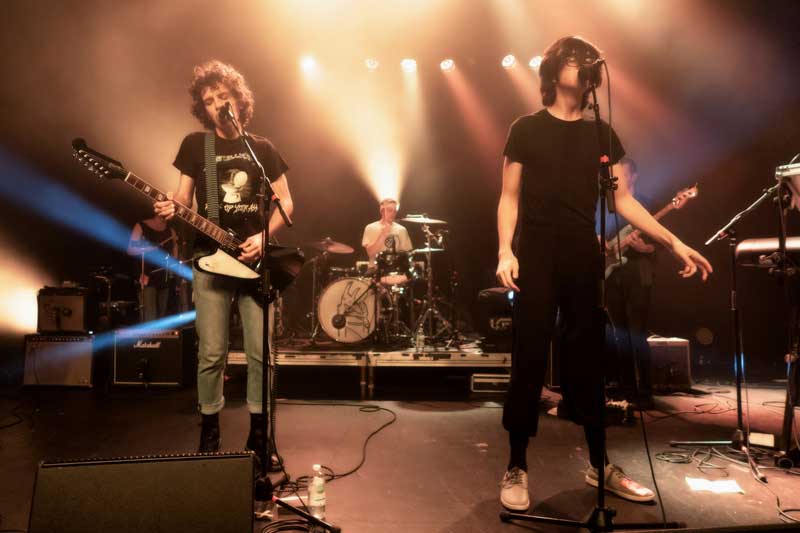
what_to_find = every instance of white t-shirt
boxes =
[362,221,413,265]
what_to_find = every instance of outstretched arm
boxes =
[613,164,712,280]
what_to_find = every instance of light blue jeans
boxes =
[193,267,272,415]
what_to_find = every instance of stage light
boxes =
[365,58,380,71]
[401,58,417,73]
[300,55,317,74]
[528,55,542,69]
[501,54,517,69]
[440,59,455,72]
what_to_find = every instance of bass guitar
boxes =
[605,184,698,279]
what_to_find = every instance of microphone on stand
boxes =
[578,58,605,87]
[218,102,236,123]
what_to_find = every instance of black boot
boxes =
[246,413,275,472]
[198,413,220,453]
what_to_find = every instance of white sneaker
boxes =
[500,467,530,511]
[585,463,655,502]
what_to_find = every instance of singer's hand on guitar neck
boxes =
[154,192,176,220]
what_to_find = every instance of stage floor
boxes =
[1,379,799,532]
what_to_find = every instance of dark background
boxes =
[0,0,798,382]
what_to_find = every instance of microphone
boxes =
[578,58,605,87]
[218,102,236,123]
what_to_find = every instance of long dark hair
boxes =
[539,36,602,110]
[188,60,255,130]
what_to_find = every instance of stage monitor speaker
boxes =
[648,336,692,391]
[28,452,254,533]
[37,286,89,333]
[113,328,185,386]
[24,335,93,387]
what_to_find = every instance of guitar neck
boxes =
[615,204,675,247]
[122,172,241,249]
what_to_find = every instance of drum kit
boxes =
[306,215,457,348]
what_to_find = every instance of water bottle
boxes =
[308,464,326,519]
[415,325,425,352]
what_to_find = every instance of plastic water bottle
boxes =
[415,326,425,352]
[308,464,326,519]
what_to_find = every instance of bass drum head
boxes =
[317,277,377,343]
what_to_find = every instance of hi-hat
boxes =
[307,237,354,254]
[401,215,447,225]
[412,247,445,254]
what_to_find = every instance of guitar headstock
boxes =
[671,183,699,210]
[72,138,127,181]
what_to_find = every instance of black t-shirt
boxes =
[173,131,289,251]
[504,109,625,234]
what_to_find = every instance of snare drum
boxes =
[317,277,379,343]
[376,250,413,285]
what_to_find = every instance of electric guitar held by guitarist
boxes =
[72,138,304,293]
[605,185,698,279]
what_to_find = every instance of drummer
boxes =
[362,198,413,270]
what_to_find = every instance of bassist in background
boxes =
[605,158,656,408]
[154,60,294,468]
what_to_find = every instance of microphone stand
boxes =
[668,183,786,482]
[502,81,678,532]
[224,110,292,501]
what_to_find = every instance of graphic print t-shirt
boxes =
[173,132,289,252]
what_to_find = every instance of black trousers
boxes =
[503,228,606,436]
[606,261,653,398]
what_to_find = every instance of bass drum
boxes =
[317,277,379,343]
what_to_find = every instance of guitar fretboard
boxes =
[123,172,241,250]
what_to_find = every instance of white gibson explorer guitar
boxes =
[73,138,304,294]
[605,184,698,279]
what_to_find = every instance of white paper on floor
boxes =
[685,477,744,494]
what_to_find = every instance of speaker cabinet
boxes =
[24,335,93,387]
[28,452,254,533]
[113,329,187,386]
[37,286,89,333]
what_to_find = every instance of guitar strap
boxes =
[204,132,220,225]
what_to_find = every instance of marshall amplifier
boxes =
[113,329,185,387]
[37,286,90,333]
[24,335,93,387]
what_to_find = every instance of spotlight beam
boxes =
[0,149,192,280]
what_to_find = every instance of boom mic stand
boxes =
[224,110,292,500]
[501,79,677,532]
[670,181,789,481]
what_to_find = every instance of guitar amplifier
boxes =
[647,336,692,391]
[24,335,93,387]
[37,286,90,333]
[113,329,186,387]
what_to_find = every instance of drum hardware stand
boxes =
[412,224,454,348]
[308,252,328,345]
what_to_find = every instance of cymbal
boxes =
[411,247,445,254]
[401,215,447,225]
[307,237,354,254]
